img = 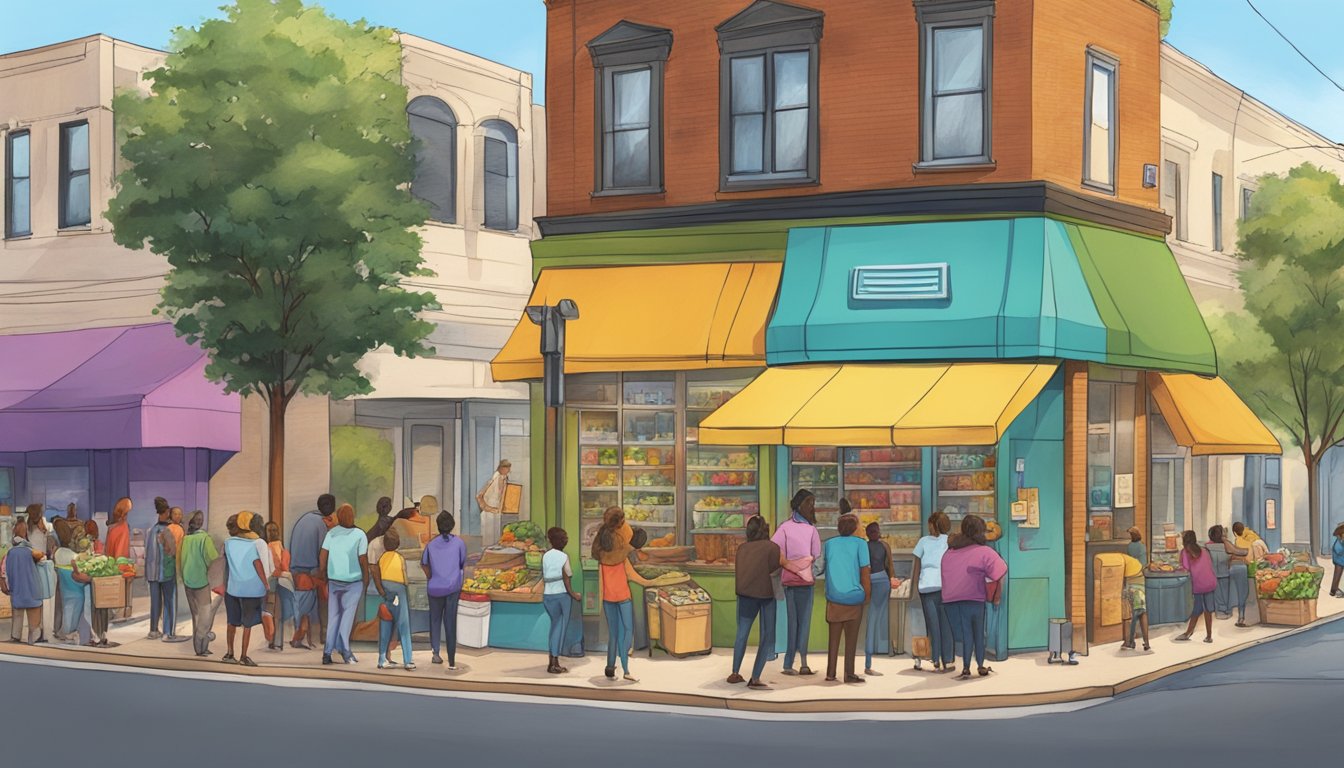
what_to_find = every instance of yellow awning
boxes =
[490,262,780,382]
[699,362,1059,446]
[1147,373,1281,455]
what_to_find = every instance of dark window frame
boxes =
[482,119,519,232]
[1082,48,1119,195]
[5,129,31,238]
[915,0,995,169]
[1241,186,1254,221]
[59,120,92,229]
[588,21,672,197]
[407,96,458,225]
[716,1,824,192]
[1212,172,1224,252]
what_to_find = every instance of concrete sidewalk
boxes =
[6,589,1343,712]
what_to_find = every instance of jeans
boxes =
[543,593,573,657]
[946,600,987,670]
[783,585,814,670]
[920,590,956,666]
[1214,575,1231,615]
[732,595,776,680]
[60,585,85,638]
[865,573,892,668]
[379,583,413,666]
[1229,564,1250,621]
[149,579,177,636]
[429,592,461,666]
[603,600,634,674]
[185,586,214,655]
[324,580,362,659]
[276,586,295,629]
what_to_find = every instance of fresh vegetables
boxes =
[75,554,135,578]
[500,521,545,547]
[1255,551,1324,600]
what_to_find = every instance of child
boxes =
[374,528,415,670]
[1331,523,1344,598]
[1120,553,1150,651]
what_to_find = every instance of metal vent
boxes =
[850,263,949,301]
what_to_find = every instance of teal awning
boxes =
[766,217,1216,374]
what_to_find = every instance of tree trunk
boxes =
[268,387,288,540]
[1306,453,1321,559]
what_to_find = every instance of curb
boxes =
[5,611,1342,713]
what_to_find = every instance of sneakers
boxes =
[322,654,334,665]
[403,663,417,672]
[147,631,163,640]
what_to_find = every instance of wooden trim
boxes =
[1062,361,1089,652]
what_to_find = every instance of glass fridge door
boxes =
[934,446,996,522]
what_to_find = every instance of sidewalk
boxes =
[6,590,1343,713]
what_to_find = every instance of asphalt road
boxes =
[2,618,1340,767]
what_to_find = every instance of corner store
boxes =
[492,215,1280,653]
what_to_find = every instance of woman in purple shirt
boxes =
[421,511,467,670]
[772,489,822,677]
[1175,530,1217,643]
[939,515,1007,680]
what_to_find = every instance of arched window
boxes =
[482,120,518,231]
[407,96,457,224]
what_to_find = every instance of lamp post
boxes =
[526,300,579,559]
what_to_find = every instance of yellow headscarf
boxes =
[236,510,261,540]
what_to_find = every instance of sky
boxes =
[2,0,1343,142]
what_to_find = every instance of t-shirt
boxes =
[940,543,1008,604]
[421,534,467,597]
[1181,548,1217,595]
[541,549,572,596]
[912,534,949,593]
[145,522,176,583]
[480,472,507,510]
[599,561,631,603]
[1121,554,1144,579]
[289,511,329,571]
[1126,540,1148,567]
[867,540,891,578]
[772,518,821,587]
[823,535,871,606]
[734,539,782,600]
[224,537,265,598]
[322,526,368,583]
[179,532,220,590]
[378,551,407,584]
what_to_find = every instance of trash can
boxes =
[458,595,492,649]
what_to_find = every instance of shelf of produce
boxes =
[791,461,840,467]
[846,462,922,468]
[623,486,677,493]
[580,464,620,469]
[845,484,922,491]
[937,468,994,475]
[625,464,678,469]
[624,440,675,446]
[581,486,620,492]
[686,466,758,472]
[937,490,995,497]
[688,485,756,492]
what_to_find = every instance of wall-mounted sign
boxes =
[1012,501,1028,522]
[1018,487,1040,528]
[850,263,949,301]
[1115,473,1134,509]
[1266,498,1277,530]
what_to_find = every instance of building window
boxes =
[716,0,824,189]
[1212,172,1224,251]
[6,130,31,238]
[1083,51,1118,193]
[588,21,671,195]
[917,0,995,166]
[1161,159,1184,240]
[59,121,91,228]
[482,120,518,231]
[1241,187,1254,221]
[408,424,445,503]
[407,96,457,224]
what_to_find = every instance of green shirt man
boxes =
[179,530,219,590]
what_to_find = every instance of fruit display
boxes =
[75,554,136,578]
[846,468,921,485]
[686,451,757,469]
[845,447,920,463]
[499,521,544,548]
[1146,553,1183,574]
[624,505,674,524]
[463,566,528,593]
[1255,551,1324,600]
[581,469,619,488]
[624,469,675,488]
[692,496,756,512]
[793,464,839,486]
[646,533,677,548]
[693,511,746,529]
[623,446,669,466]
[581,447,620,466]
[656,585,711,606]
[686,471,755,487]
[792,446,838,463]
[937,471,995,491]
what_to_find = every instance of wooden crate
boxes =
[92,576,128,609]
[1261,598,1317,627]
[0,590,10,619]
[658,601,711,656]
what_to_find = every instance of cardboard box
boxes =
[1261,598,1317,627]
[659,601,711,656]
[92,576,127,609]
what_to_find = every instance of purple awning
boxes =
[0,324,241,452]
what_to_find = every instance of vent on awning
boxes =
[850,264,948,301]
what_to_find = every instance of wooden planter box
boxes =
[1261,598,1317,627]
[91,576,128,609]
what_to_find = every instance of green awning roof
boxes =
[766,217,1216,374]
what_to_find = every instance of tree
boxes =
[108,0,436,533]
[330,426,395,531]
[1208,164,1344,556]
[1145,0,1174,37]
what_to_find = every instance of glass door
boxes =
[622,375,678,543]
[934,446,996,522]
[1150,457,1185,556]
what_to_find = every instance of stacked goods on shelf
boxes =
[1255,551,1324,626]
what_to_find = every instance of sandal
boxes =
[221,653,236,663]
[622,674,639,683]
[798,666,816,676]
[1173,634,1191,642]
[1203,637,1213,643]
[240,656,258,667]
[844,674,866,684]
[864,668,883,677]
[957,669,972,679]
[727,673,746,684]
[747,680,771,689]
[781,668,798,676]
[978,666,992,677]
[1142,644,1151,651]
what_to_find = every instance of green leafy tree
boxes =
[1208,164,1344,556]
[108,0,436,532]
[1153,0,1174,37]
[330,426,396,530]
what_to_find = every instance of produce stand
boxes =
[1254,551,1323,627]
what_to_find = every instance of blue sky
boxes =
[3,0,1343,141]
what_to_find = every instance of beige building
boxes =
[1160,43,1344,550]
[0,33,543,546]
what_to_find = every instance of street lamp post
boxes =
[526,300,579,564]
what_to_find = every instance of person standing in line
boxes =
[2,520,46,644]
[371,528,416,671]
[144,498,179,641]
[320,504,369,665]
[863,521,892,677]
[1176,530,1218,643]
[1120,552,1150,651]
[243,514,277,650]
[288,494,337,650]
[105,499,134,622]
[912,511,955,673]
[421,510,468,671]
[1206,525,1247,623]
[1331,523,1344,598]
[53,532,92,646]
[822,513,870,684]
[169,507,189,636]
[1126,527,1148,567]
[476,460,512,549]
[1230,522,1266,624]
[78,519,114,647]
[772,489,821,677]
[940,515,1008,680]
[364,497,397,628]
[728,515,782,689]
[542,527,581,674]
[179,511,219,657]
[25,505,55,643]
[591,507,658,683]
[84,520,103,555]
[223,515,267,667]
[264,521,293,652]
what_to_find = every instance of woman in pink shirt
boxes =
[772,490,821,677]
[939,515,1007,680]
[1176,530,1217,643]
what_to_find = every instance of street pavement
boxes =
[0,617,1338,766]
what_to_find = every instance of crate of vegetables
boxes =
[77,553,136,608]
